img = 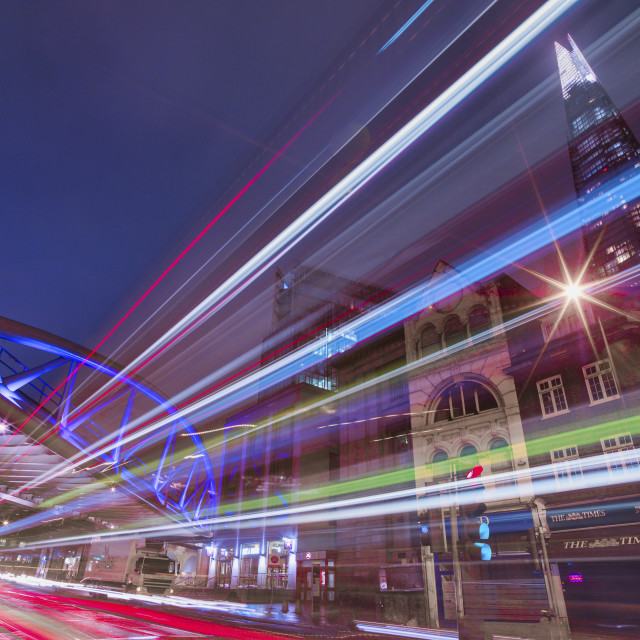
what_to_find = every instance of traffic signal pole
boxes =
[450,467,465,629]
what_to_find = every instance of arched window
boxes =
[489,438,508,451]
[432,450,449,479]
[469,306,490,338]
[433,450,449,464]
[490,438,512,473]
[460,444,478,458]
[420,324,440,357]
[432,381,499,422]
[443,315,466,348]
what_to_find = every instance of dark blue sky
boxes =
[1,0,638,390]
[0,0,392,346]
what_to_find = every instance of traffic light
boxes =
[419,508,447,552]
[460,465,492,562]
[420,523,431,547]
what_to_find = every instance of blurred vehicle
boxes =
[82,540,178,596]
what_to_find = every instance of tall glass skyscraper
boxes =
[555,35,640,280]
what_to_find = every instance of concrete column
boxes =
[230,556,239,589]
[287,552,296,591]
[421,546,439,628]
[257,554,267,588]
[549,563,571,640]
[196,548,209,587]
[206,548,217,587]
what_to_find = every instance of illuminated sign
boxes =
[547,499,640,531]
[305,552,311,559]
[567,574,583,583]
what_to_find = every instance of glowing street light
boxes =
[564,281,583,300]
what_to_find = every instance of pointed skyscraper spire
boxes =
[554,36,600,100]
[555,35,640,199]
[555,35,640,280]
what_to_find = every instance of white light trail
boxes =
[55,0,581,435]
[15,175,640,501]
[10,448,640,551]
[60,2,507,429]
[356,621,457,640]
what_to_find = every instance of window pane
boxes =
[450,386,463,418]
[489,438,511,471]
[433,397,450,422]
[443,316,465,348]
[421,324,440,356]
[542,391,554,415]
[476,383,498,412]
[432,450,449,476]
[588,376,604,401]
[552,386,567,411]
[461,382,478,415]
[602,371,618,397]
[460,445,477,458]
[468,306,490,337]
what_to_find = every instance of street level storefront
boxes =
[296,550,336,604]
[544,499,640,632]
[207,539,296,598]
[545,497,640,532]
[213,546,233,588]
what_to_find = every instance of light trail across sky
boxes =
[5,0,515,472]
[4,395,639,541]
[49,0,582,444]
[11,167,640,505]
[378,0,438,54]
[0,89,340,458]
[8,445,640,552]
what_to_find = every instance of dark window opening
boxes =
[443,316,466,348]
[469,306,490,337]
[420,324,440,356]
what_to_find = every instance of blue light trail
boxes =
[378,0,437,54]
[41,0,583,470]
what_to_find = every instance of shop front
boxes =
[266,539,291,589]
[544,498,640,633]
[239,542,260,587]
[296,550,337,604]
[214,546,234,588]
[546,522,640,632]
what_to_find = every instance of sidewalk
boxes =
[169,594,357,636]
[170,593,640,640]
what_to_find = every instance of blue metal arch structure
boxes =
[0,318,216,526]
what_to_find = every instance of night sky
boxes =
[1,0,388,345]
[2,0,639,398]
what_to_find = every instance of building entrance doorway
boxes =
[297,562,335,603]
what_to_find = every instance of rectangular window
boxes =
[583,359,619,405]
[537,376,569,418]
[550,445,582,485]
[601,434,639,475]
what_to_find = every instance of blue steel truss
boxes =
[0,325,216,526]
